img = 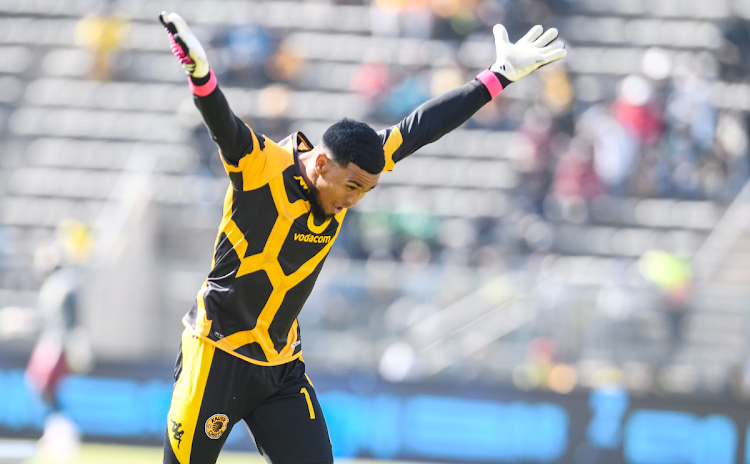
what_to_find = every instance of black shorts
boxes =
[163,329,332,464]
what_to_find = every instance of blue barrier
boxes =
[624,410,736,464]
[0,370,47,430]
[402,396,568,462]
[319,391,403,458]
[0,368,747,464]
[319,391,569,462]
[588,387,629,449]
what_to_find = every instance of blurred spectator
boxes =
[613,75,662,146]
[539,63,574,115]
[665,74,715,151]
[579,104,638,196]
[27,220,94,401]
[552,138,603,205]
[658,73,716,198]
[511,106,556,211]
[639,250,692,360]
[26,220,95,463]
[74,12,128,80]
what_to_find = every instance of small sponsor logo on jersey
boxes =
[292,340,301,348]
[294,176,309,190]
[171,419,184,448]
[294,233,331,244]
[214,331,224,339]
[205,414,229,439]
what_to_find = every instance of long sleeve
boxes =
[190,70,256,167]
[189,70,294,192]
[378,70,510,172]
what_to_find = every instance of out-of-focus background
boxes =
[1,0,750,462]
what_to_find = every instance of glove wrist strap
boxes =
[189,69,217,97]
[476,69,508,99]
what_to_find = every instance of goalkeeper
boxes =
[160,11,565,464]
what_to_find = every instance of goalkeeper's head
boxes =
[304,119,384,221]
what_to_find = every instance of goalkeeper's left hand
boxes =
[490,24,566,82]
[159,11,209,79]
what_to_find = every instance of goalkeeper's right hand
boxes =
[159,12,209,79]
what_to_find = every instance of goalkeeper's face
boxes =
[309,154,379,220]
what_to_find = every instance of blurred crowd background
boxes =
[2,0,750,452]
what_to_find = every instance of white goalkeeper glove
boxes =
[490,24,566,82]
[159,12,210,79]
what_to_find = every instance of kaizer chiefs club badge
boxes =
[205,414,229,439]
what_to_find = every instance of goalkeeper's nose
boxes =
[344,192,360,208]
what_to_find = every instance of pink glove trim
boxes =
[166,29,194,65]
[189,69,217,97]
[477,69,504,99]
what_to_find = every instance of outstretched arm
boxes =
[160,12,255,167]
[380,24,566,171]
[379,74,499,171]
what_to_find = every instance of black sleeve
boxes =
[190,74,255,167]
[389,73,510,164]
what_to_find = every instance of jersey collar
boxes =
[291,131,314,197]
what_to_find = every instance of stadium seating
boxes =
[1,0,749,398]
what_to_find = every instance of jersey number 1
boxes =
[300,388,315,419]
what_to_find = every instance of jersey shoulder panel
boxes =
[223,127,295,191]
[379,126,403,173]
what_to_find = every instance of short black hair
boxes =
[321,118,384,175]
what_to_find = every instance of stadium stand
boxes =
[1,0,750,400]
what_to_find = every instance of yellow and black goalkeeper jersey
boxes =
[183,70,499,365]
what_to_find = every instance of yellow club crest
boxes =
[205,414,229,439]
